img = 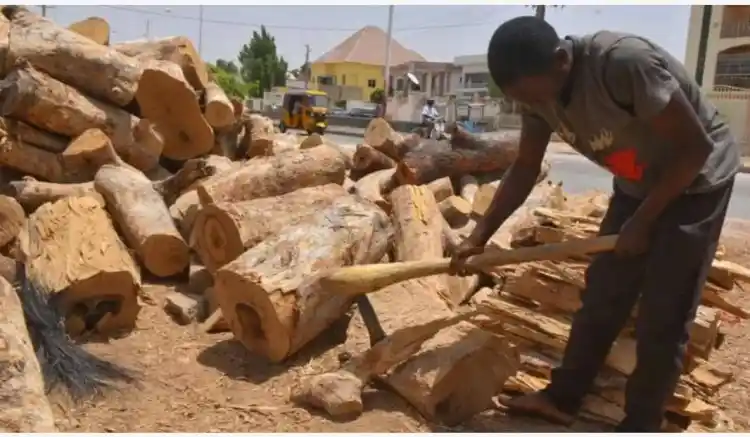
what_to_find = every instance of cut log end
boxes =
[193,204,245,271]
[142,234,191,278]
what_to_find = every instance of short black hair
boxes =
[487,16,561,87]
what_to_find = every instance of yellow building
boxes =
[311,25,426,101]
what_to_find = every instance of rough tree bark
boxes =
[350,143,396,180]
[0,195,24,248]
[212,196,393,362]
[1,118,68,153]
[0,119,65,182]
[203,82,235,129]
[6,178,104,212]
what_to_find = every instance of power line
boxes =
[99,5,498,33]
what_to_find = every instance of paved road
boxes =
[324,132,750,220]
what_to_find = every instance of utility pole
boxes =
[145,19,152,41]
[383,5,394,115]
[198,6,204,57]
[304,44,311,89]
[41,5,54,17]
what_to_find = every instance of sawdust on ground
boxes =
[51,219,750,433]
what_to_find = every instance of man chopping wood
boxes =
[451,16,740,432]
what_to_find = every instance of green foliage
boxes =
[488,78,503,99]
[208,61,258,100]
[369,88,384,103]
[238,26,289,95]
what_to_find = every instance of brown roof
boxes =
[314,25,426,66]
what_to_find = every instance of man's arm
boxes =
[469,113,552,244]
[605,40,713,226]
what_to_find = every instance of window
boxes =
[318,76,335,86]
[368,79,377,88]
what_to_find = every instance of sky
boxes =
[34,5,692,70]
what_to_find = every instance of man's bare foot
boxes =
[501,391,575,426]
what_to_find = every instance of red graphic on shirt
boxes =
[602,148,644,181]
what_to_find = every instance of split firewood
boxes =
[0,65,164,171]
[395,133,520,185]
[111,36,209,92]
[0,276,57,432]
[6,178,104,212]
[191,183,347,272]
[240,114,276,158]
[439,195,472,228]
[351,168,397,212]
[212,196,393,362]
[350,143,396,180]
[0,195,24,249]
[2,6,141,106]
[18,196,141,336]
[198,144,347,204]
[61,128,122,182]
[135,67,213,160]
[426,177,454,202]
[67,16,110,45]
[94,164,190,277]
[0,120,66,182]
[363,117,416,161]
[203,82,235,129]
[1,118,68,153]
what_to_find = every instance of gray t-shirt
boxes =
[524,31,740,198]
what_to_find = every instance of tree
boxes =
[208,62,259,100]
[237,26,289,96]
[216,59,239,75]
[369,88,384,103]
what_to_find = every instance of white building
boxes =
[451,54,491,100]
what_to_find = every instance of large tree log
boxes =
[61,128,122,182]
[67,16,110,45]
[136,67,214,160]
[111,36,209,92]
[2,6,141,106]
[351,168,397,212]
[198,144,347,204]
[0,119,65,182]
[240,114,277,158]
[0,195,24,248]
[18,196,141,336]
[213,196,393,362]
[192,183,347,272]
[350,143,395,180]
[203,82,235,128]
[0,276,56,432]
[0,65,163,171]
[353,185,519,425]
[396,132,520,185]
[6,178,103,212]
[363,117,418,161]
[1,118,68,153]
[94,164,190,277]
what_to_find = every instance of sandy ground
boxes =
[51,220,750,433]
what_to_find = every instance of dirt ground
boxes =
[51,219,750,433]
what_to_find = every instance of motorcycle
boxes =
[427,116,448,141]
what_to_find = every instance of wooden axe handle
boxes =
[320,235,618,298]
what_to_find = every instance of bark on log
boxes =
[0,119,65,182]
[94,164,190,277]
[198,145,347,204]
[396,133,520,185]
[426,177,454,202]
[353,184,519,425]
[213,120,245,159]
[350,143,395,180]
[351,168,397,213]
[0,276,57,432]
[67,16,110,45]
[1,118,67,153]
[0,65,163,171]
[6,178,103,213]
[204,82,235,128]
[363,117,415,161]
[18,196,141,336]
[151,157,216,205]
[2,6,141,106]
[0,253,17,283]
[136,67,214,160]
[111,36,209,92]
[241,114,277,158]
[213,197,393,362]
[62,128,121,182]
[0,195,24,248]
[192,183,347,272]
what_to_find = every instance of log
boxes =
[6,178,103,213]
[351,168,397,212]
[350,184,519,425]
[396,132,520,185]
[459,175,479,204]
[0,195,24,248]
[198,144,347,204]
[0,14,7,79]
[0,119,65,182]
[2,6,141,106]
[191,183,347,272]
[212,196,393,362]
[300,133,323,149]
[111,36,209,91]
[18,196,141,336]
[94,164,190,277]
[136,67,214,160]
[0,276,56,432]
[0,253,17,283]
[1,118,68,153]
[350,143,395,180]
[151,157,216,205]
[0,65,163,171]
[439,195,471,228]
[241,114,276,158]
[426,177,454,202]
[61,128,121,182]
[67,16,110,45]
[363,117,412,160]
[213,120,245,159]
[203,82,235,128]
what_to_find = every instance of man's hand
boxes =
[614,215,652,257]
[449,235,486,276]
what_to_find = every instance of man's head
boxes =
[426,98,435,107]
[487,16,572,105]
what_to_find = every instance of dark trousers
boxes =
[544,178,734,432]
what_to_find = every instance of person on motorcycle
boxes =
[421,98,440,136]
